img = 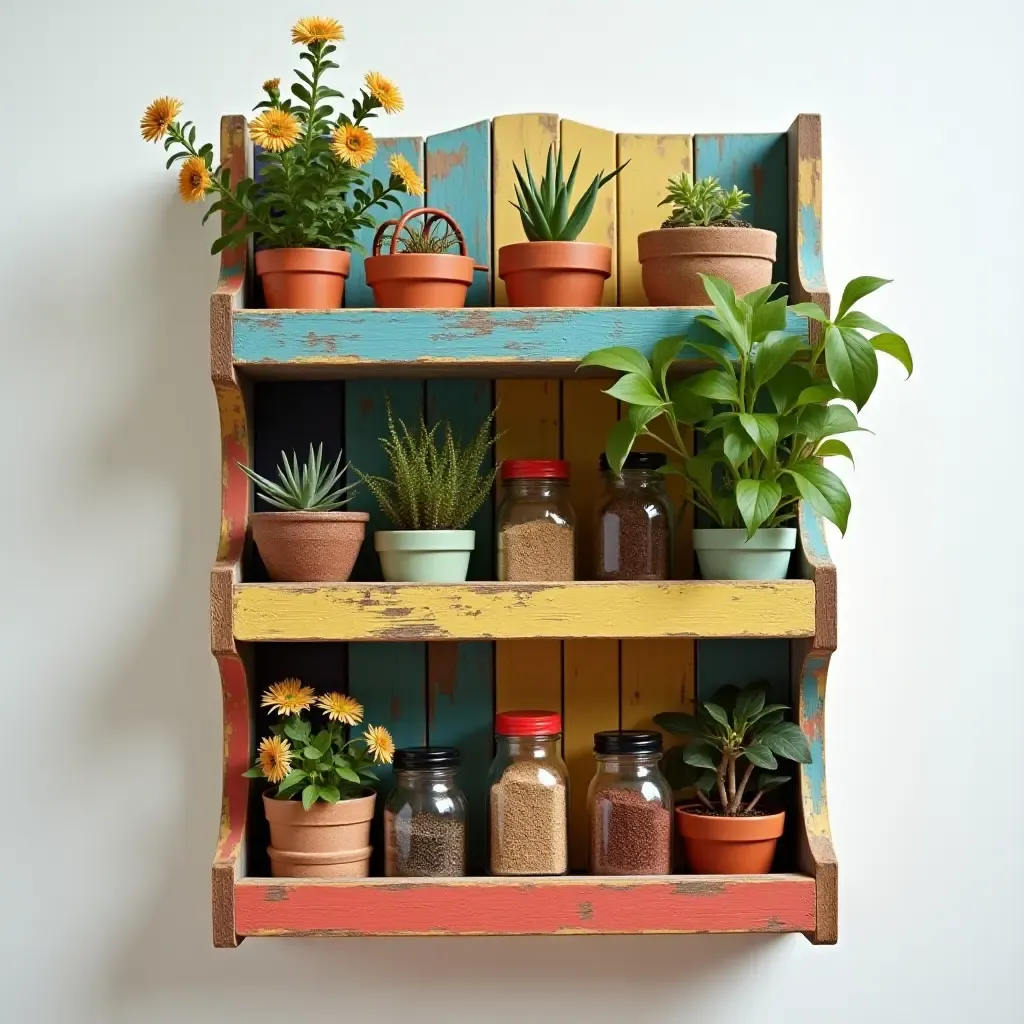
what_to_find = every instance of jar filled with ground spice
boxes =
[385,747,467,877]
[497,460,575,581]
[588,730,673,875]
[596,452,671,580]
[488,710,569,875]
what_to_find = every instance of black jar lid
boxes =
[599,451,667,472]
[593,730,663,755]
[393,746,460,770]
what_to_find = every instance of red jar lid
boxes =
[501,459,570,481]
[495,710,562,736]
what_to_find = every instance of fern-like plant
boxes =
[239,444,357,511]
[660,173,749,227]
[358,403,498,530]
[380,222,459,254]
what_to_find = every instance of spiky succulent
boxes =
[239,444,357,511]
[660,173,749,227]
[358,402,498,530]
[380,222,460,254]
[512,144,627,242]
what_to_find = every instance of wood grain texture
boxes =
[621,638,694,732]
[234,873,815,936]
[787,114,828,309]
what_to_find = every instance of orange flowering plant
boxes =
[140,16,422,254]
[244,678,395,810]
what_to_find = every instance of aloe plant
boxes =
[239,443,357,511]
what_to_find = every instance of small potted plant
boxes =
[364,207,488,308]
[140,16,421,309]
[244,680,394,877]
[637,173,776,305]
[581,273,913,579]
[498,145,627,306]
[358,403,498,582]
[654,682,811,874]
[239,443,366,582]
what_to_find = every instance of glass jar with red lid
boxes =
[487,710,569,875]
[496,459,576,581]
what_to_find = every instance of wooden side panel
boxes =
[787,114,828,307]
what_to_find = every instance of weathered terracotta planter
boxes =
[364,207,487,308]
[498,241,611,306]
[637,227,776,305]
[264,791,375,878]
[255,247,351,309]
[676,806,785,874]
[249,511,368,582]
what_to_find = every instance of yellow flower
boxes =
[331,124,377,167]
[291,16,344,45]
[249,109,302,153]
[364,72,404,115]
[318,692,364,725]
[363,725,395,764]
[261,678,316,716]
[258,735,293,784]
[140,96,182,142]
[389,153,424,197]
[263,77,281,93]
[177,156,211,203]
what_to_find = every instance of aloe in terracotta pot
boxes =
[244,680,395,878]
[498,145,627,306]
[240,443,368,582]
[654,682,812,875]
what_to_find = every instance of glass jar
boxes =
[384,747,467,877]
[488,710,569,875]
[588,730,674,875]
[497,460,576,581]
[596,452,671,580]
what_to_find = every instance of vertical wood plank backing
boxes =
[621,640,694,733]
[493,114,563,719]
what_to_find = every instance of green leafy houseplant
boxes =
[655,682,811,816]
[239,443,357,511]
[660,173,750,227]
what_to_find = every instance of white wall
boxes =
[2,0,1021,1020]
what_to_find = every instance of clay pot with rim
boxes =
[364,207,487,308]
[255,247,351,309]
[676,805,786,874]
[637,226,776,305]
[250,511,369,582]
[264,790,375,878]
[498,240,611,306]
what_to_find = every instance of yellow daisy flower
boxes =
[363,725,395,764]
[318,692,364,725]
[258,735,293,784]
[389,153,424,197]
[249,109,302,153]
[177,156,212,203]
[331,124,377,167]
[291,16,344,45]
[261,678,316,716]
[140,96,182,142]
[364,72,404,115]
[263,77,281,93]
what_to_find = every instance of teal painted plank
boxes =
[696,639,791,707]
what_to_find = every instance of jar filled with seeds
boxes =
[385,746,467,877]
[497,460,576,581]
[488,710,569,875]
[596,452,671,580]
[588,730,673,875]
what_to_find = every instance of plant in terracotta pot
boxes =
[244,679,394,877]
[365,207,488,308]
[498,145,627,306]
[239,443,366,582]
[581,272,913,579]
[638,173,776,306]
[357,402,498,582]
[655,682,811,874]
[140,16,422,309]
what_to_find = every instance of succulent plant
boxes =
[660,172,749,227]
[381,221,460,254]
[239,443,357,511]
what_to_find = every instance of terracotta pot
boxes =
[255,247,351,309]
[676,806,785,874]
[637,227,776,305]
[264,791,375,878]
[249,511,368,582]
[498,241,611,306]
[364,207,487,308]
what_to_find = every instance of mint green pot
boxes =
[374,530,475,583]
[692,528,797,581]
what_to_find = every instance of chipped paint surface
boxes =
[800,501,830,562]
[800,653,830,834]
[214,653,250,865]
[797,155,826,289]
[215,383,248,563]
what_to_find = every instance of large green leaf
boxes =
[653,711,702,736]
[767,363,813,414]
[683,339,736,373]
[783,461,852,534]
[669,381,714,425]
[651,335,685,390]
[825,326,878,409]
[742,742,778,770]
[758,721,812,763]
[756,772,792,794]
[734,681,767,725]
[795,383,840,406]
[745,282,782,307]
[683,740,721,770]
[735,478,782,537]
[579,346,653,378]
[788,301,828,322]
[815,439,855,465]
[837,310,892,334]
[797,403,861,442]
[605,372,665,407]
[605,416,638,474]
[685,370,740,403]
[703,702,731,730]
[738,412,780,458]
[751,297,789,343]
[870,332,914,377]
[723,426,755,468]
[301,784,319,811]
[698,274,750,355]
[837,275,891,320]
[752,332,802,390]
[317,784,341,804]
[684,451,719,496]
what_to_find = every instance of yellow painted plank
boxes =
[621,638,695,734]
[232,581,817,642]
